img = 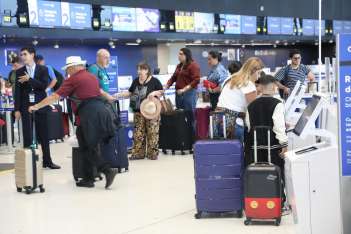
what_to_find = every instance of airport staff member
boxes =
[28,56,118,189]
[15,47,60,169]
[275,50,315,97]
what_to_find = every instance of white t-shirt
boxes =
[217,81,256,125]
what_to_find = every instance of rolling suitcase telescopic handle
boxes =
[253,126,272,164]
[31,111,38,149]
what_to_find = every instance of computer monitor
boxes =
[293,95,322,137]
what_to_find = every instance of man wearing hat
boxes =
[15,46,60,169]
[29,56,118,189]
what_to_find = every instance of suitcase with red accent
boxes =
[244,126,282,226]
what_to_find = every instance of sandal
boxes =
[129,156,145,160]
[147,156,158,160]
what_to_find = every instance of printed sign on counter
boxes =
[338,34,351,176]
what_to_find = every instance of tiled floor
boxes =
[0,142,296,234]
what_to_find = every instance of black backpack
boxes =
[52,68,64,91]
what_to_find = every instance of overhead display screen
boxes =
[302,19,314,36]
[267,17,281,35]
[175,11,194,32]
[37,0,61,28]
[314,20,325,36]
[241,15,257,34]
[100,5,112,29]
[28,0,39,26]
[333,20,343,35]
[219,14,241,34]
[68,3,92,29]
[280,17,294,35]
[194,12,215,33]
[61,2,70,27]
[343,21,351,34]
[136,8,160,32]
[112,7,137,32]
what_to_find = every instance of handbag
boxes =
[160,94,174,114]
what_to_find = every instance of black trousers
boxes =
[21,107,53,166]
[209,93,220,111]
[76,126,110,181]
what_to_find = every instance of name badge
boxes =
[29,92,35,103]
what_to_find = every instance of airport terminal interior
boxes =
[0,0,350,234]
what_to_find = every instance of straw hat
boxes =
[140,96,162,120]
[61,56,86,70]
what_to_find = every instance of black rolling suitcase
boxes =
[72,147,103,182]
[47,105,64,142]
[159,109,194,155]
[244,126,282,226]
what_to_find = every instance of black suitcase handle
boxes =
[253,125,272,164]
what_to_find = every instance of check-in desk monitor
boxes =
[293,95,321,137]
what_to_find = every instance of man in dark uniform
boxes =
[15,46,60,169]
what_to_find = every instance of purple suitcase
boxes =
[193,140,243,219]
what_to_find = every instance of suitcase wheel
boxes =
[25,189,32,195]
[172,150,175,155]
[162,149,167,155]
[189,150,193,154]
[118,168,122,173]
[181,151,185,155]
[74,177,79,182]
[98,176,103,181]
[244,219,251,226]
[39,185,45,193]
[125,167,129,172]
[275,218,281,226]
[16,187,22,193]
[236,210,243,218]
[194,212,202,219]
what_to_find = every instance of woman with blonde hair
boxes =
[216,57,264,141]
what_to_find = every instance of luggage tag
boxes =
[29,91,35,104]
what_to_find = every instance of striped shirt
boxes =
[275,64,311,90]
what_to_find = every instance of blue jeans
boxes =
[175,89,197,134]
[234,124,244,143]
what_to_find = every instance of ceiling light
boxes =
[194,40,202,44]
[108,41,114,47]
[111,44,116,49]
[32,40,38,46]
[273,44,277,48]
[54,43,59,49]
[242,44,246,48]
[224,40,230,44]
[126,43,140,46]
[136,38,142,44]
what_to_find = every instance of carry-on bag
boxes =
[244,126,282,226]
[15,112,45,194]
[47,105,64,142]
[195,107,210,140]
[72,146,103,182]
[101,101,129,173]
[194,140,243,219]
[159,109,193,155]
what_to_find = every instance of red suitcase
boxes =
[195,107,210,140]
[244,126,282,226]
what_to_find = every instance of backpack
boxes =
[52,68,64,91]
